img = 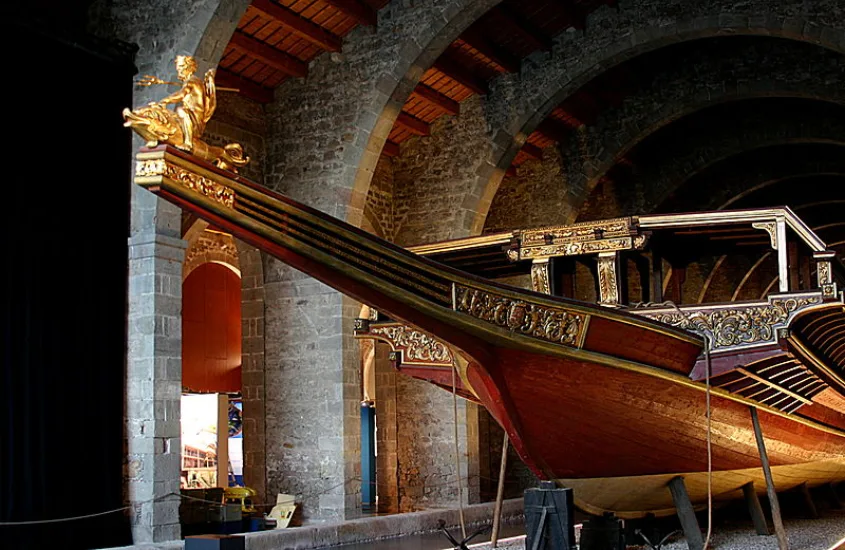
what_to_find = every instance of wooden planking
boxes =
[229,30,308,77]
[395,112,430,136]
[459,29,521,73]
[521,142,544,161]
[411,84,460,115]
[322,0,377,26]
[494,4,554,52]
[536,117,571,142]
[251,0,343,51]
[433,53,489,95]
[216,68,275,103]
[382,140,400,157]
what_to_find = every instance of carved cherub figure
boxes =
[123,55,249,172]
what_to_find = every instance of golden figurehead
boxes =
[123,55,249,171]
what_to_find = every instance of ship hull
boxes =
[466,347,845,517]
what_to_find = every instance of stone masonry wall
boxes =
[466,0,845,235]
[393,95,496,246]
[263,1,501,519]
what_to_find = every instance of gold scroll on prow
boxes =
[123,55,250,172]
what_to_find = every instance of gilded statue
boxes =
[123,55,249,172]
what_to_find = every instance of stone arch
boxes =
[467,0,845,235]
[267,0,503,227]
[559,37,845,211]
[183,230,241,280]
[577,100,845,220]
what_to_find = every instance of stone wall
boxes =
[393,96,496,245]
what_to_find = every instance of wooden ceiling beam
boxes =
[548,0,587,29]
[521,142,544,161]
[535,118,571,142]
[382,140,401,157]
[396,112,430,136]
[433,54,489,95]
[412,84,460,115]
[323,0,377,26]
[495,5,554,52]
[251,0,343,52]
[460,28,521,73]
[215,68,275,103]
[229,31,308,78]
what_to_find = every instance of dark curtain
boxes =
[1,13,136,549]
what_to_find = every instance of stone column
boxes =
[126,229,187,543]
[238,244,267,506]
[264,266,362,522]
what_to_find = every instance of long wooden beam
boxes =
[460,28,521,73]
[215,68,275,103]
[382,140,400,157]
[521,142,544,161]
[535,118,571,142]
[229,31,308,78]
[251,0,343,52]
[495,5,553,51]
[323,0,377,26]
[750,407,789,550]
[396,112,430,136]
[549,0,587,29]
[412,84,460,115]
[433,54,489,95]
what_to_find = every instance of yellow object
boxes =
[224,486,257,514]
[123,55,249,172]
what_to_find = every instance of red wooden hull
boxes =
[133,147,845,517]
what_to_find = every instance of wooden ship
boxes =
[133,146,845,520]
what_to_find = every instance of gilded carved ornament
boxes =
[751,221,778,249]
[368,325,453,366]
[639,296,821,350]
[135,158,236,208]
[453,284,587,348]
[123,55,249,172]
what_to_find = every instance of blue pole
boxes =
[361,402,376,509]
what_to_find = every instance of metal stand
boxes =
[742,482,771,535]
[524,481,576,550]
[750,406,789,550]
[667,476,703,550]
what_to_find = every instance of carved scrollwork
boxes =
[597,253,619,305]
[521,218,633,246]
[818,261,832,286]
[530,261,551,294]
[752,221,778,249]
[369,325,453,365]
[521,237,636,259]
[136,159,236,208]
[454,285,587,347]
[640,296,821,349]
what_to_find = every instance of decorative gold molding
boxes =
[638,294,822,350]
[136,157,236,208]
[530,260,552,295]
[521,218,634,246]
[818,261,832,285]
[367,324,453,366]
[453,284,588,348]
[597,252,620,305]
[520,236,640,259]
[752,221,778,249]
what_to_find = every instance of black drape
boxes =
[1,13,136,550]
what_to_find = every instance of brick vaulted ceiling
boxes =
[217,0,619,171]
